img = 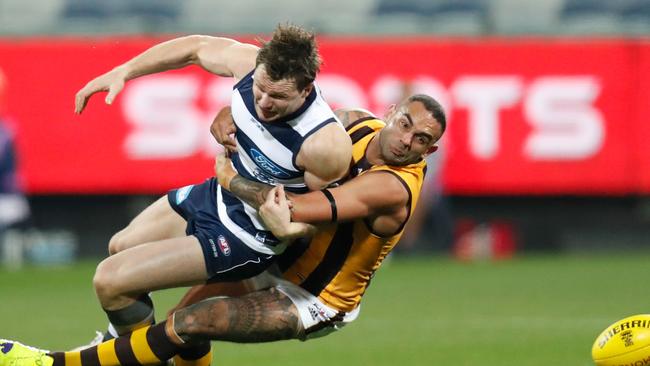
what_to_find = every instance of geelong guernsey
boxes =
[217,70,340,255]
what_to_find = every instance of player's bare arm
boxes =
[256,171,409,238]
[75,36,259,114]
[214,153,271,210]
[295,123,352,190]
[215,152,289,213]
[292,170,410,235]
[172,287,302,343]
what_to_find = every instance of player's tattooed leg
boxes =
[173,287,302,343]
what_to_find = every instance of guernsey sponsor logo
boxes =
[249,148,292,179]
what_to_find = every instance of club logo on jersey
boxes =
[175,185,194,205]
[0,342,13,354]
[217,235,231,256]
[249,148,292,179]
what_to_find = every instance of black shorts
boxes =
[167,177,274,281]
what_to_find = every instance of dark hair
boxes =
[256,24,321,91]
[406,94,447,134]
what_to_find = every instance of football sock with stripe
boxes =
[104,294,156,338]
[173,342,212,366]
[49,322,180,366]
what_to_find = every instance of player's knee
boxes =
[93,259,122,304]
[108,230,129,255]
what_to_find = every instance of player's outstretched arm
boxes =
[291,170,409,225]
[75,35,259,114]
[258,171,410,237]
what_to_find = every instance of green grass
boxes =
[2,253,650,366]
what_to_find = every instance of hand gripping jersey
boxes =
[219,71,339,256]
[277,117,427,313]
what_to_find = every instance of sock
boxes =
[173,342,212,366]
[104,294,155,336]
[49,322,180,366]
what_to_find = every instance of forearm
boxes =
[229,175,275,210]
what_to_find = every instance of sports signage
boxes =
[0,37,646,194]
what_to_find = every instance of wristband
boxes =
[321,189,337,223]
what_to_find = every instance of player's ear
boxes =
[383,104,397,119]
[424,144,438,156]
[300,83,314,97]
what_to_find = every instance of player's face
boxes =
[378,101,442,166]
[252,65,312,122]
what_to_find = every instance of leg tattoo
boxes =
[174,287,302,343]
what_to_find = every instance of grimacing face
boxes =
[251,64,313,122]
[378,101,443,166]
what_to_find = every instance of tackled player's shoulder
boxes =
[334,108,375,128]
[302,123,352,182]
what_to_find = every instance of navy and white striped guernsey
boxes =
[217,70,340,256]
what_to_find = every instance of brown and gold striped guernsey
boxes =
[277,117,427,312]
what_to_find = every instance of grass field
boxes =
[2,252,650,366]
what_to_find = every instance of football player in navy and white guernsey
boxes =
[73,24,351,345]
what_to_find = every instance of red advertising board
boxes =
[0,37,647,195]
[636,41,650,193]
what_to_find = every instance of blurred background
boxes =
[0,1,649,364]
[1,0,649,262]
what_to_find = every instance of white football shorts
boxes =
[246,271,360,340]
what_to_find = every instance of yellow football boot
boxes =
[0,340,53,366]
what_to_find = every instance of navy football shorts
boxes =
[167,177,274,281]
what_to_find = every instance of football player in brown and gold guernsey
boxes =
[0,94,445,366]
